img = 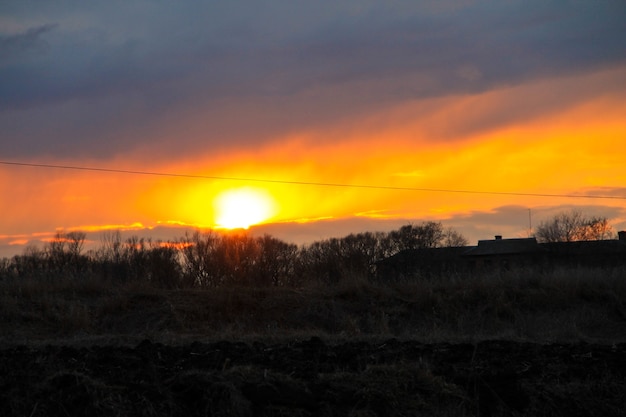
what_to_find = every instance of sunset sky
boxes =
[1,1,626,257]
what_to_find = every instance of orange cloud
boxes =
[1,67,624,248]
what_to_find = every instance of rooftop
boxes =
[463,237,542,257]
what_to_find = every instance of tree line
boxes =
[0,210,617,288]
[0,222,467,288]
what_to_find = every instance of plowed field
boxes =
[2,338,625,416]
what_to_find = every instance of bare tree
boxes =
[255,234,299,286]
[389,222,446,251]
[65,231,87,258]
[44,230,88,278]
[442,227,469,247]
[99,230,123,263]
[535,210,614,242]
[179,231,222,287]
[582,216,613,240]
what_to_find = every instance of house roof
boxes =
[541,240,626,255]
[376,237,626,269]
[375,246,471,266]
[463,237,542,257]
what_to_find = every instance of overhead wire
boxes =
[1,160,625,200]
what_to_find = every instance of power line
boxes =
[1,159,625,200]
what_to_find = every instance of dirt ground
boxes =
[1,338,625,417]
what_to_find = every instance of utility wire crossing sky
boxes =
[2,160,625,200]
[1,1,625,257]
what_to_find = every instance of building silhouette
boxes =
[376,231,626,279]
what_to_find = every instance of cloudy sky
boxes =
[1,0,625,256]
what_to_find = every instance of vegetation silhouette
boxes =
[535,209,613,242]
[1,218,626,416]
[0,221,468,288]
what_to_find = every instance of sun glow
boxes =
[214,187,276,229]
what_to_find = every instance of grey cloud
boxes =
[250,2,626,96]
[0,23,57,64]
[1,1,625,158]
[6,2,626,101]
[580,187,626,199]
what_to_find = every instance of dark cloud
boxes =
[0,23,57,64]
[580,187,626,199]
[1,1,625,158]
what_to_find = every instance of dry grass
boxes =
[1,265,625,346]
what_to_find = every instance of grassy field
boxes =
[2,265,626,416]
[2,265,625,346]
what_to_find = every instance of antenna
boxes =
[528,208,532,237]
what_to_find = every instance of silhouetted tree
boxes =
[144,242,183,288]
[388,222,446,251]
[254,235,299,286]
[297,239,345,284]
[442,227,469,247]
[214,231,261,285]
[2,245,47,280]
[297,231,400,284]
[535,210,613,242]
[98,231,124,263]
[65,231,86,258]
[179,231,222,287]
[338,231,393,275]
[1,223,470,287]
[44,231,89,279]
[179,231,296,287]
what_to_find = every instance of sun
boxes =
[214,187,276,229]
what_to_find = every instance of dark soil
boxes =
[1,338,625,416]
